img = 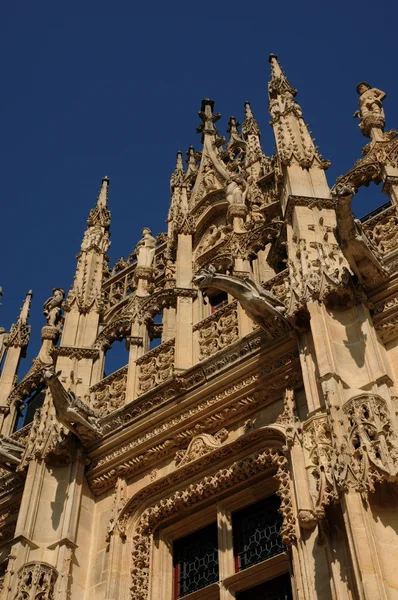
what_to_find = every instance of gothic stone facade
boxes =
[0,56,398,600]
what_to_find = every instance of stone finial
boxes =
[19,290,33,325]
[98,176,110,208]
[170,151,185,189]
[197,98,221,142]
[4,290,33,350]
[242,101,261,137]
[87,176,111,229]
[268,54,297,100]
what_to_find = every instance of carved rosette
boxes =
[14,562,57,600]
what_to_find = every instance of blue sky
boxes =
[1,0,398,375]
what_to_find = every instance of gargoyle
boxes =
[43,369,102,442]
[0,436,24,471]
[192,265,291,330]
[333,183,388,288]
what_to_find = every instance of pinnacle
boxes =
[97,176,110,208]
[268,53,284,80]
[19,289,33,324]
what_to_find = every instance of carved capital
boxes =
[134,266,154,281]
[41,326,60,341]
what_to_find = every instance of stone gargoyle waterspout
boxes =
[43,369,102,442]
[192,265,291,330]
[0,436,24,471]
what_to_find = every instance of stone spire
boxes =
[0,291,33,431]
[170,151,185,190]
[5,290,33,352]
[63,177,111,347]
[268,54,329,171]
[19,289,33,324]
[242,101,266,174]
[87,176,111,229]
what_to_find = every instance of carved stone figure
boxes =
[165,260,176,280]
[193,265,291,329]
[135,228,156,268]
[202,164,217,191]
[43,288,65,326]
[333,183,388,287]
[354,82,386,138]
[226,176,249,206]
[43,369,102,441]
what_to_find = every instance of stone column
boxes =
[125,322,148,403]
[174,233,194,373]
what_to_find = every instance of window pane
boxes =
[173,523,219,598]
[236,573,293,600]
[233,495,285,571]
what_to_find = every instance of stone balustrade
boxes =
[90,365,128,416]
[136,339,175,396]
[193,301,239,361]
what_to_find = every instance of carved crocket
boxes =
[333,183,388,288]
[0,436,24,471]
[43,369,102,442]
[192,265,291,330]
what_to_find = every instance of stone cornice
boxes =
[283,194,336,221]
[52,346,100,361]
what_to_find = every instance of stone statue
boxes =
[192,265,291,330]
[226,176,249,206]
[203,164,217,191]
[354,82,386,137]
[136,228,156,268]
[43,288,65,326]
[43,369,102,441]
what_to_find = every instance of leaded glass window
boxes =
[236,573,293,600]
[233,495,285,571]
[173,523,219,598]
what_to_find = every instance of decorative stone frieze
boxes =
[136,339,175,395]
[90,366,127,416]
[194,301,239,360]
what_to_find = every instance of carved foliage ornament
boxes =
[304,395,398,512]
[340,394,398,492]
[174,428,228,466]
